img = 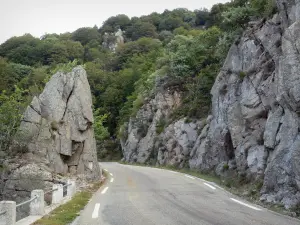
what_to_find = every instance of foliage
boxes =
[93,109,109,141]
[71,27,100,46]
[126,22,158,41]
[250,0,277,17]
[101,14,131,33]
[156,117,167,134]
[222,6,255,29]
[0,86,27,153]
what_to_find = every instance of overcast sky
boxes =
[0,0,229,44]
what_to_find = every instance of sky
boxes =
[0,0,229,44]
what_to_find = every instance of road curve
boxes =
[77,162,300,225]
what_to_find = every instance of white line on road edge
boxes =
[110,173,113,176]
[204,182,216,190]
[110,178,114,183]
[92,203,100,218]
[101,187,109,194]
[185,175,195,180]
[104,169,108,172]
[169,171,178,174]
[230,198,262,211]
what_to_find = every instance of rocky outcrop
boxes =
[122,0,300,209]
[102,29,124,52]
[121,81,182,164]
[1,66,100,218]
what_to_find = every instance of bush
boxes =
[239,71,246,79]
[50,121,59,131]
[156,117,167,134]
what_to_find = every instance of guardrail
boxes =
[0,180,76,225]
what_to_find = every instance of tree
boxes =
[126,22,158,41]
[0,86,27,154]
[158,16,183,31]
[101,14,131,33]
[0,58,33,92]
[194,9,210,26]
[222,6,255,29]
[93,110,109,141]
[72,27,101,46]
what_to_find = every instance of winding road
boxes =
[76,162,300,225]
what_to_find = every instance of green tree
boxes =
[93,110,109,141]
[0,86,27,153]
[222,6,255,29]
[101,14,131,33]
[126,22,158,41]
[72,27,101,46]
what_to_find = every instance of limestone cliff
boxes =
[0,66,100,218]
[122,0,300,209]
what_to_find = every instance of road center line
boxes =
[185,175,195,180]
[110,178,114,183]
[203,182,216,190]
[110,173,113,176]
[230,198,262,211]
[92,203,100,218]
[101,187,109,194]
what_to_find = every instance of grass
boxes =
[33,173,107,225]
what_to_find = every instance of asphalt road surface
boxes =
[76,162,300,225]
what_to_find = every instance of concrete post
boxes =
[0,201,16,225]
[52,184,63,204]
[100,167,103,180]
[67,180,76,197]
[30,190,45,216]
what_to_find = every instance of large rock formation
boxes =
[1,66,100,218]
[122,0,300,209]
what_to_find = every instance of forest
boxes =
[0,0,277,161]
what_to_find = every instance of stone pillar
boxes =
[30,190,45,216]
[100,167,103,180]
[0,201,16,225]
[67,180,76,197]
[52,184,63,204]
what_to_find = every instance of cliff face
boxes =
[122,0,300,209]
[1,66,100,218]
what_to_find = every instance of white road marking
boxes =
[110,173,113,176]
[185,175,195,180]
[169,171,178,174]
[101,187,109,194]
[92,203,100,218]
[104,169,108,172]
[110,178,114,183]
[230,198,262,211]
[204,183,216,190]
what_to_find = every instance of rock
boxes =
[120,0,300,210]
[264,106,283,149]
[102,29,124,52]
[1,66,101,219]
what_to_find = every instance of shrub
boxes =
[223,163,229,171]
[239,71,246,79]
[50,121,59,131]
[156,117,167,134]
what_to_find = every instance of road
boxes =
[77,162,300,225]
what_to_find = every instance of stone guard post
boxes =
[30,190,45,216]
[0,201,16,225]
[52,184,63,204]
[67,180,76,197]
